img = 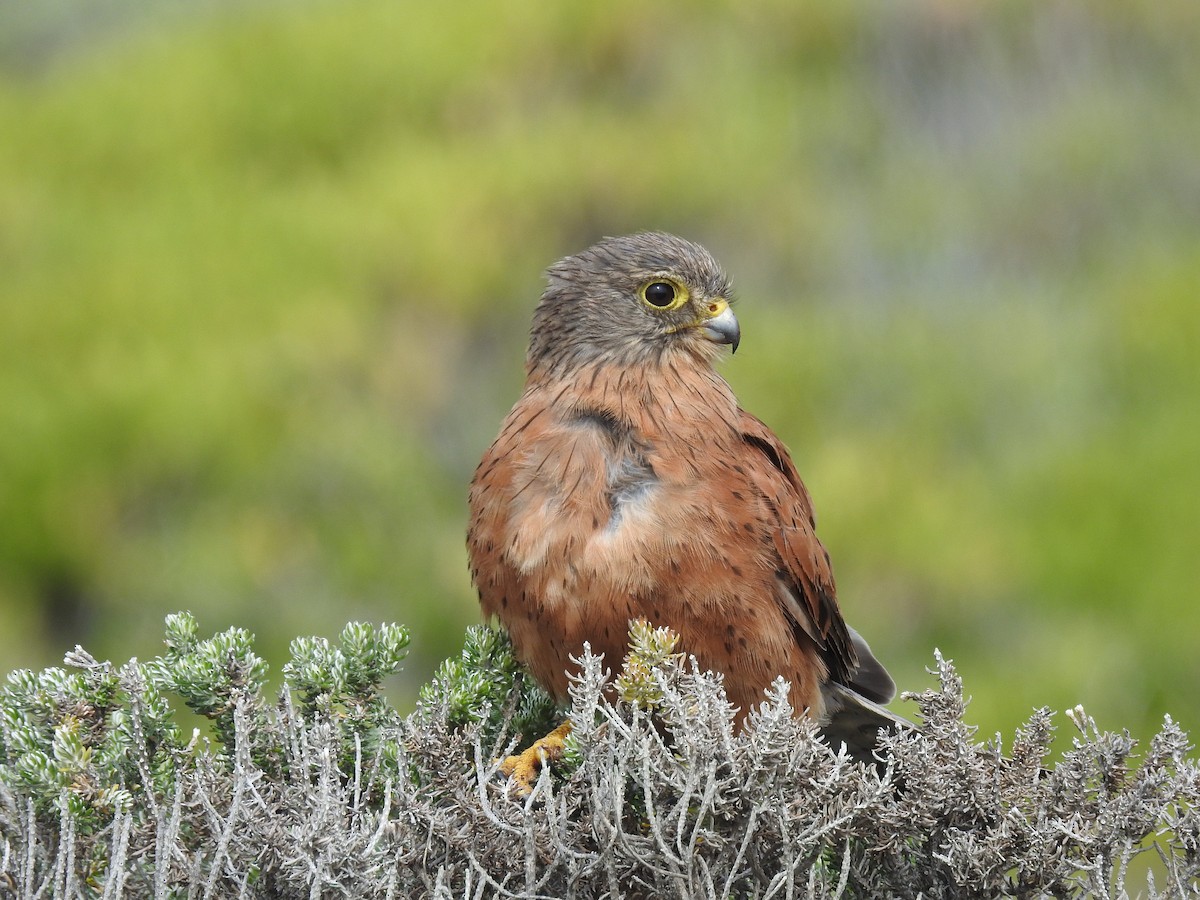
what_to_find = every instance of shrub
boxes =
[1,614,1196,898]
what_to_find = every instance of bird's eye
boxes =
[644,282,675,306]
[643,282,676,307]
[640,279,687,310]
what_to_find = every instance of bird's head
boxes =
[527,232,739,375]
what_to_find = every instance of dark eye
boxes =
[643,281,677,308]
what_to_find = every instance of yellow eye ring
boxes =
[639,278,689,311]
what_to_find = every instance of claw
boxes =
[497,721,573,795]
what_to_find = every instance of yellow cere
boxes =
[704,298,729,319]
[663,297,730,335]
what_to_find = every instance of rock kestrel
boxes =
[468,233,899,766]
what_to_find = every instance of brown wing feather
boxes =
[736,411,857,687]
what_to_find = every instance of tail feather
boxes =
[820,681,913,765]
[846,626,896,705]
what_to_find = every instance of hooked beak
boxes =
[701,301,740,354]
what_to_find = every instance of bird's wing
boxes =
[735,411,858,689]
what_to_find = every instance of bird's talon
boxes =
[496,721,572,796]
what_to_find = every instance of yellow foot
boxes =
[498,721,573,795]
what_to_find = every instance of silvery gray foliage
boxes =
[1,621,1198,899]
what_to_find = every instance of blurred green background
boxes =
[1,0,1197,752]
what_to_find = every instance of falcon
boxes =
[467,233,900,783]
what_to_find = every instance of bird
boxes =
[467,232,902,786]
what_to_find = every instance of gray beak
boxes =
[702,305,741,354]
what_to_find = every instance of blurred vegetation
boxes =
[0,0,1197,752]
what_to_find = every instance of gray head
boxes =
[527,232,740,375]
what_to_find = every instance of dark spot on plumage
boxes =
[670,560,681,574]
[730,565,742,577]
[743,522,754,533]
[738,637,748,648]
[724,641,734,653]
[606,463,656,532]
[725,624,735,637]
[572,407,630,443]
[732,464,745,475]
[731,490,743,501]
[501,595,508,608]
[602,440,656,533]
[744,433,789,480]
